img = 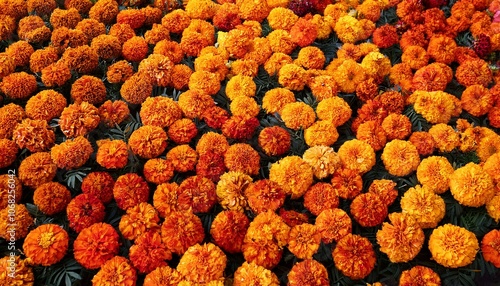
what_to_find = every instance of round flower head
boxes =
[429,224,479,268]
[0,174,22,209]
[196,150,226,182]
[230,96,260,118]
[120,72,154,105]
[303,183,339,216]
[225,74,257,100]
[113,173,150,210]
[5,40,34,68]
[476,134,500,163]
[381,114,412,141]
[426,35,456,64]
[411,63,451,92]
[91,256,137,286]
[129,230,171,274]
[399,266,441,286]
[233,261,279,286]
[167,118,198,145]
[23,224,68,266]
[270,156,314,199]
[486,193,500,222]
[178,175,217,213]
[99,100,130,127]
[154,40,184,64]
[59,102,100,138]
[0,256,34,286]
[107,61,134,84]
[178,89,216,119]
[262,88,296,115]
[264,52,293,76]
[167,144,198,172]
[49,27,87,54]
[381,140,420,177]
[171,64,193,90]
[70,75,107,105]
[332,59,368,93]
[140,97,182,128]
[356,120,387,151]
[177,243,227,284]
[331,168,363,200]
[360,51,392,82]
[41,61,72,87]
[128,125,167,159]
[224,143,260,176]
[482,229,500,268]
[0,139,17,168]
[213,3,241,32]
[245,179,285,214]
[144,23,170,45]
[144,265,182,286]
[315,208,351,244]
[338,139,376,174]
[258,126,291,157]
[409,131,436,156]
[400,185,446,229]
[201,106,229,130]
[304,120,339,147]
[161,210,205,255]
[96,139,128,169]
[280,102,316,130]
[287,223,321,259]
[295,46,325,70]
[350,193,388,227]
[278,64,307,91]
[0,103,25,140]
[89,0,119,24]
[0,204,33,241]
[17,16,51,44]
[308,75,338,101]
[1,72,37,100]
[73,222,120,269]
[210,210,250,253]
[412,91,458,124]
[49,7,81,29]
[18,152,56,189]
[287,259,329,286]
[152,182,178,218]
[221,115,260,141]
[402,45,429,70]
[75,18,106,40]
[196,132,229,155]
[33,182,71,216]
[90,34,122,60]
[290,17,317,47]
[116,8,146,29]
[61,45,99,74]
[416,156,454,194]
[366,179,397,207]
[143,158,174,185]
[180,21,215,57]
[0,52,15,80]
[461,84,495,117]
[302,145,340,180]
[189,71,221,96]
[216,171,252,212]
[119,202,160,241]
[139,53,175,85]
[372,24,399,48]
[332,234,376,280]
[376,213,425,263]
[51,136,93,169]
[449,162,495,207]
[67,194,106,233]
[456,59,493,87]
[161,9,190,34]
[483,152,500,187]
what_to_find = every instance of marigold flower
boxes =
[17,16,51,44]
[181,20,215,57]
[105,61,132,83]
[0,14,15,41]
[400,185,445,228]
[287,259,329,286]
[294,47,325,70]
[411,63,450,92]
[113,173,150,210]
[289,17,317,47]
[280,102,316,130]
[177,243,227,284]
[355,120,386,151]
[221,115,260,140]
[351,193,388,227]
[244,179,285,214]
[66,0,93,14]
[119,202,160,241]
[89,0,119,24]
[279,208,309,227]
[226,75,257,102]
[210,210,250,253]
[1,72,37,100]
[333,234,376,280]
[450,162,495,207]
[166,144,198,172]
[302,145,340,179]
[107,23,135,46]
[257,126,290,156]
[49,7,81,29]
[92,256,137,285]
[95,139,127,169]
[29,47,59,73]
[161,210,205,255]
[330,167,362,199]
[196,132,229,155]
[22,90,64,121]
[230,96,260,120]
[41,61,71,87]
[233,261,279,286]
[121,36,148,62]
[266,29,295,55]
[456,59,493,87]
[278,63,307,91]
[428,123,460,153]
[480,229,500,268]
[413,90,458,124]
[399,266,442,286]
[5,41,33,69]
[12,119,55,153]
[66,194,105,233]
[372,24,399,48]
[0,256,34,285]
[338,139,376,174]
[127,231,170,275]
[0,175,22,209]
[212,2,240,31]
[23,224,68,266]
[73,222,120,269]
[381,140,420,177]
[0,204,33,241]
[81,172,115,204]
[262,88,295,115]
[461,84,495,117]
[332,59,368,93]
[90,34,121,60]
[144,265,182,286]
[74,18,106,41]
[215,171,251,211]
[360,51,392,83]
[429,224,479,268]
[0,139,18,169]
[308,75,338,101]
[177,175,217,213]
[264,52,293,76]
[51,136,93,169]
[178,89,216,119]
[151,182,178,218]
[18,152,56,189]
[367,179,397,207]
[223,143,259,176]
[416,156,453,194]
[270,156,314,199]
[116,8,145,29]
[286,224,321,260]
[61,45,99,74]
[380,114,412,141]
[402,45,429,70]
[303,183,339,216]
[142,158,173,185]
[139,97,181,128]
[69,76,106,105]
[128,125,167,159]
[161,9,190,34]
[408,131,435,156]
[98,100,130,128]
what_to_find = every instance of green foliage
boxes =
[34,258,82,286]
[404,105,432,132]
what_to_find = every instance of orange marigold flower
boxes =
[0,52,15,79]
[280,102,316,130]
[216,171,252,211]
[161,210,205,255]
[302,145,340,179]
[332,234,376,280]
[0,14,15,41]
[119,202,160,241]
[226,74,256,100]
[144,265,182,286]
[402,45,429,70]
[428,123,460,153]
[81,172,115,204]
[140,96,182,128]
[177,243,227,284]
[400,185,445,228]
[144,23,170,45]
[413,90,458,124]
[5,102,28,128]
[267,7,297,31]
[99,100,130,127]
[166,144,198,172]
[482,229,500,267]
[381,114,412,141]
[189,71,221,95]
[106,61,134,84]
[315,208,351,244]
[230,96,260,118]
[315,96,352,127]
[411,63,450,92]
[0,204,33,241]
[264,52,293,75]
[49,7,81,29]
[5,40,34,68]
[262,88,295,114]
[139,55,174,86]
[389,63,413,92]
[356,120,387,151]
[196,150,226,182]
[331,167,363,200]
[178,89,216,119]
[287,259,329,286]
[449,162,495,207]
[73,222,120,269]
[89,0,119,24]
[409,131,435,156]
[171,64,193,90]
[456,59,493,87]
[303,183,339,216]
[350,193,388,227]
[237,0,270,22]
[224,143,260,176]
[210,210,250,253]
[51,136,93,169]
[278,63,307,91]
[194,52,228,81]
[0,72,37,99]
[122,36,149,62]
[196,132,229,155]
[399,265,441,286]
[0,174,22,209]
[96,139,128,169]
[129,230,171,274]
[17,16,51,44]
[213,3,241,31]
[221,115,260,140]
[0,256,34,285]
[18,152,56,189]
[0,139,18,168]
[67,194,105,233]
[90,34,122,60]
[267,29,296,55]
[290,17,317,47]
[185,0,219,20]
[108,23,135,45]
[143,158,174,185]
[416,156,454,194]
[161,9,190,34]
[372,24,399,48]
[429,224,479,268]
[113,173,150,210]
[178,175,217,213]
[295,46,325,70]
[484,152,500,188]
[13,118,55,153]
[381,140,420,177]
[117,8,146,29]
[279,208,309,228]
[287,223,321,259]
[128,125,167,159]
[233,261,279,286]
[461,84,495,117]
[270,156,314,199]
[152,182,178,218]
[245,179,285,214]
[181,22,215,57]
[368,179,398,207]
[308,75,338,101]
[23,224,68,266]
[338,139,376,174]
[70,75,107,105]
[376,212,425,263]
[91,256,137,285]
[61,45,99,74]
[29,47,59,73]
[74,18,106,41]
[332,59,368,93]
[41,61,72,87]
[258,126,291,156]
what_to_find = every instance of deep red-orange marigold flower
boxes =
[331,168,363,200]
[73,222,120,269]
[91,256,137,286]
[51,136,93,169]
[113,173,150,210]
[287,259,329,286]
[303,183,339,216]
[482,229,500,268]
[350,193,388,227]
[129,230,171,274]
[210,210,250,253]
[70,75,107,105]
[128,125,167,159]
[332,234,376,280]
[372,24,399,48]
[119,202,160,241]
[67,194,106,233]
[33,182,71,215]
[177,175,217,213]
[315,208,352,244]
[161,210,205,255]
[167,144,198,172]
[81,172,115,204]
[245,179,285,214]
[399,266,441,286]
[258,126,291,156]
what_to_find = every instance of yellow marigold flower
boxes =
[226,74,257,100]
[18,152,56,189]
[381,140,420,177]
[400,185,446,228]
[311,14,332,40]
[360,51,392,82]
[216,171,253,211]
[449,162,495,207]
[144,265,182,286]
[270,156,314,199]
[0,174,22,209]
[178,89,216,119]
[264,52,293,75]
[267,7,297,30]
[119,202,160,241]
[332,59,368,93]
[51,136,93,169]
[177,175,217,213]
[224,143,260,176]
[287,259,329,286]
[262,88,295,114]
[128,125,167,159]
[196,132,229,155]
[210,210,250,253]
[113,173,150,210]
[0,204,33,241]
[280,102,316,130]
[153,182,178,218]
[140,97,182,128]
[302,145,340,179]
[74,222,120,270]
[96,139,128,169]
[278,63,307,91]
[233,261,279,286]
[399,266,441,286]
[23,224,68,266]
[167,144,198,172]
[161,210,205,255]
[287,223,321,259]
[244,179,286,214]
[129,231,172,274]
[428,123,460,153]
[12,118,55,153]
[334,15,363,44]
[338,139,376,174]
[0,139,18,168]
[304,120,339,147]
[59,102,100,138]
[0,256,34,285]
[416,156,454,194]
[332,234,376,280]
[177,243,227,284]
[91,256,137,286]
[185,0,219,20]
[376,213,425,263]
[0,72,37,100]
[428,224,479,268]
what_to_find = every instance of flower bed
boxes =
[1,0,500,285]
